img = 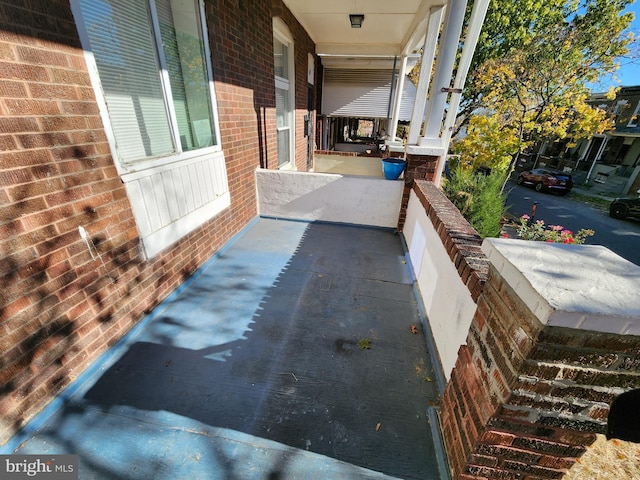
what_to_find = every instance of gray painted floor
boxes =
[4,218,445,479]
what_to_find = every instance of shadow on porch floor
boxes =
[4,218,446,480]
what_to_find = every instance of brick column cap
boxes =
[482,238,640,334]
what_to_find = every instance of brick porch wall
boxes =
[412,181,640,480]
[441,262,640,479]
[0,0,315,445]
[397,153,439,231]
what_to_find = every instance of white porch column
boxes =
[389,55,408,142]
[586,135,610,182]
[420,0,468,147]
[433,0,490,185]
[407,5,445,146]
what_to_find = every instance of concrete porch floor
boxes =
[3,218,446,479]
[313,153,385,177]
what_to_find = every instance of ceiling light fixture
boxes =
[349,14,364,28]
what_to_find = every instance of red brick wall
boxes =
[412,180,640,479]
[0,0,316,445]
[272,1,317,171]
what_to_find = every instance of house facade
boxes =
[4,3,640,480]
[581,86,640,195]
[0,0,317,443]
[517,86,640,196]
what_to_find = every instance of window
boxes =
[72,0,230,258]
[628,101,640,128]
[614,100,628,115]
[273,18,294,168]
[75,0,218,164]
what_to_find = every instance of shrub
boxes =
[442,166,508,239]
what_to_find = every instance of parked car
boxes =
[609,194,640,220]
[516,168,573,195]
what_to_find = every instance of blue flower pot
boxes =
[382,157,406,180]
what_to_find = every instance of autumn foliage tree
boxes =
[442,0,634,237]
[452,0,635,176]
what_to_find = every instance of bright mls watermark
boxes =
[1,455,78,479]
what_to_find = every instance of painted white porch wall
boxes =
[403,189,476,380]
[256,169,403,228]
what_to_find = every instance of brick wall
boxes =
[411,181,487,302]
[440,254,640,479]
[397,153,440,231]
[410,180,640,479]
[0,0,315,445]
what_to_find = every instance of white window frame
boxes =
[71,0,230,258]
[614,100,628,115]
[273,17,295,170]
[627,101,640,127]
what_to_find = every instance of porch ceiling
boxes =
[282,0,443,68]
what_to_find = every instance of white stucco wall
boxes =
[403,189,477,380]
[256,169,403,228]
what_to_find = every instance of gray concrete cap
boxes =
[482,238,640,335]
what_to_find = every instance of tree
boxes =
[454,0,635,139]
[458,0,634,177]
[450,114,521,175]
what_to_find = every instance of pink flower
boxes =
[562,230,572,236]
[501,233,508,238]
[551,225,563,231]
[546,239,554,242]
[521,214,530,220]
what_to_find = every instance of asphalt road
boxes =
[505,181,640,267]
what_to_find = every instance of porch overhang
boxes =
[283,0,490,185]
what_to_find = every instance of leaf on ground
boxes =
[358,338,371,350]
[375,423,381,431]
[410,325,419,334]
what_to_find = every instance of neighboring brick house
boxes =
[0,0,316,443]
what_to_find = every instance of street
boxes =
[505,181,640,266]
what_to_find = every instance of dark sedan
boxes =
[516,168,573,195]
[609,195,640,220]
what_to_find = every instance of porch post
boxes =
[407,6,445,146]
[586,135,610,182]
[397,1,466,232]
[420,0,468,146]
[434,0,490,186]
[389,55,408,143]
